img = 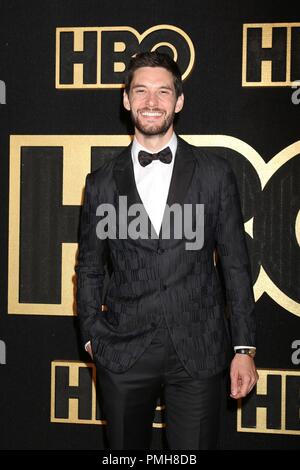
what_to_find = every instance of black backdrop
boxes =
[0,0,299,450]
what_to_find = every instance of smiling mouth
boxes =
[139,110,164,119]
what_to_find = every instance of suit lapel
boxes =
[113,144,158,247]
[159,136,196,240]
[113,143,141,208]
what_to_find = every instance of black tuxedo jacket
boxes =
[76,137,256,378]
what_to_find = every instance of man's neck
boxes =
[134,128,174,152]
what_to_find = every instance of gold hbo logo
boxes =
[238,370,300,435]
[56,25,195,89]
[51,361,104,425]
[51,361,164,427]
[8,135,300,318]
[243,23,300,86]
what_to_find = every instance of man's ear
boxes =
[175,93,184,113]
[123,90,131,111]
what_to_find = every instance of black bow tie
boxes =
[138,147,172,167]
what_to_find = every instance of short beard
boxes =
[131,110,175,136]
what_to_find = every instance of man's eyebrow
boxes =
[131,84,173,90]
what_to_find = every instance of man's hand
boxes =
[85,341,93,359]
[230,354,259,399]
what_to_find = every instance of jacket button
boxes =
[163,285,167,291]
[151,322,156,328]
[157,248,164,254]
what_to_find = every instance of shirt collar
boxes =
[131,132,178,167]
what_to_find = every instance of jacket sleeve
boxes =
[215,162,256,347]
[75,173,109,347]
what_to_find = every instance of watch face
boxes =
[236,348,256,358]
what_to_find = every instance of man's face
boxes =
[123,66,184,136]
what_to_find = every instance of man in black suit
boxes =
[76,51,258,450]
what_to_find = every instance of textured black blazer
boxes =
[76,137,256,378]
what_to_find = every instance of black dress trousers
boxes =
[95,321,225,450]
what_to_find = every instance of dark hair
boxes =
[124,51,183,98]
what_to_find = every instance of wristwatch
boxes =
[235,348,256,358]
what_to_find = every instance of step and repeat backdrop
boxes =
[0,0,299,450]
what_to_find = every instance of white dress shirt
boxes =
[131,132,177,236]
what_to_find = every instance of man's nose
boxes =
[146,92,158,107]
